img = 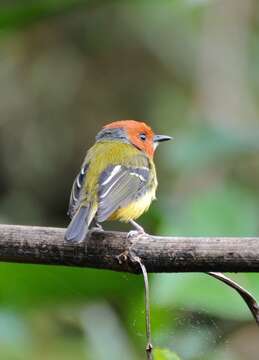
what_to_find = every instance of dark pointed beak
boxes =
[154,134,173,143]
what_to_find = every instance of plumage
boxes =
[68,163,89,218]
[65,120,171,242]
[97,162,153,222]
[65,205,90,242]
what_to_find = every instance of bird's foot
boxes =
[117,220,148,265]
[127,229,145,240]
[95,222,104,231]
[127,220,147,240]
[90,222,104,232]
[116,232,143,264]
[129,219,145,233]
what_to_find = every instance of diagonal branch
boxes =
[207,272,259,325]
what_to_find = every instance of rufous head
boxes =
[96,120,172,158]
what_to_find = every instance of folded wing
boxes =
[65,162,90,242]
[97,163,150,222]
[67,162,89,218]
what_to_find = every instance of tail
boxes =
[64,205,93,243]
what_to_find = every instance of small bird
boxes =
[65,120,172,242]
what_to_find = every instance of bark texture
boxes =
[0,225,258,273]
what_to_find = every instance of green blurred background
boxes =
[0,1,259,359]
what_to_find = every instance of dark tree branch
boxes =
[1,224,259,347]
[0,224,259,273]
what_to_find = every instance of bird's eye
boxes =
[139,133,146,141]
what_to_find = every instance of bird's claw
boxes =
[127,229,146,240]
[117,223,147,265]
[127,230,139,239]
[90,224,104,233]
[127,229,148,250]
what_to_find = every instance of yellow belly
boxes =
[109,190,156,222]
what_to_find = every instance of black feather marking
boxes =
[97,164,150,222]
[68,163,89,218]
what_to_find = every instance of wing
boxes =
[96,163,150,222]
[67,162,89,218]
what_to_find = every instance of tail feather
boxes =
[65,205,90,243]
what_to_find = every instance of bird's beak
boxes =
[154,134,173,143]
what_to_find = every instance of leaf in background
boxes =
[0,1,87,31]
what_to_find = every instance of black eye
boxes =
[139,133,146,141]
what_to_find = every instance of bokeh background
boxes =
[0,1,259,359]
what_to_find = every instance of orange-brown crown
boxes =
[104,120,155,157]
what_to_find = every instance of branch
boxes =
[208,272,259,324]
[0,225,259,272]
[1,224,259,348]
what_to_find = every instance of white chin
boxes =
[154,142,159,150]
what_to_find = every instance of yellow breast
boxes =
[109,188,156,222]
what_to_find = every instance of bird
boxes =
[64,120,172,242]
